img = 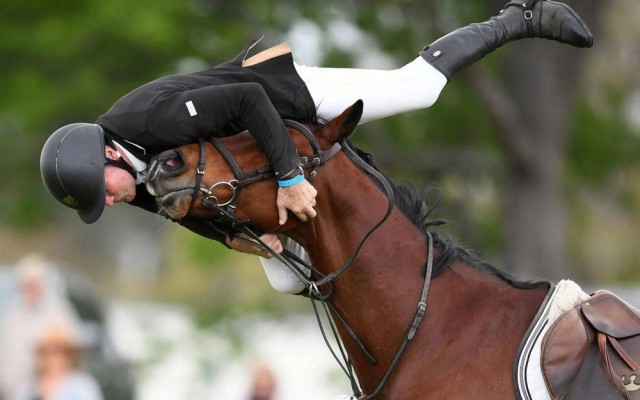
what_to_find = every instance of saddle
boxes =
[541,290,640,399]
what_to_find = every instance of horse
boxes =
[144,102,640,399]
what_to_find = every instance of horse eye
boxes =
[162,156,183,172]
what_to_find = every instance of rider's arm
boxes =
[145,82,302,180]
[141,82,316,224]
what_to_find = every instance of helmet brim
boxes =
[77,182,106,224]
[40,123,107,224]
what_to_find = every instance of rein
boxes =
[188,122,434,399]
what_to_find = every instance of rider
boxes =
[41,0,592,293]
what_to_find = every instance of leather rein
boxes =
[186,121,434,399]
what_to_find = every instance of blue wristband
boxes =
[278,174,305,187]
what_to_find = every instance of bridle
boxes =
[184,121,434,399]
[188,120,341,224]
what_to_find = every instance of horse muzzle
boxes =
[145,150,195,218]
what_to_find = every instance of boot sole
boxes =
[545,0,594,47]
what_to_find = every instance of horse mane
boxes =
[393,184,549,289]
[350,144,548,290]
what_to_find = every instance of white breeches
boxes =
[260,57,447,293]
[295,57,447,124]
[260,237,311,294]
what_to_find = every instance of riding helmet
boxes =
[40,123,106,224]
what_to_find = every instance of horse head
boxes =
[145,101,363,232]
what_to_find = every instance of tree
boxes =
[464,0,606,279]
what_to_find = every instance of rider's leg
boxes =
[297,0,592,123]
[260,237,311,294]
[421,0,592,80]
[296,58,447,124]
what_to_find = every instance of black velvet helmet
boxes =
[40,123,106,224]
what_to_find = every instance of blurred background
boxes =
[1,0,639,399]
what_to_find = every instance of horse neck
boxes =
[286,155,430,387]
[289,154,428,285]
[284,155,549,396]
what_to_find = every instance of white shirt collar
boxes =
[112,140,148,184]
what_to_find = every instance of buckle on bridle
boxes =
[524,10,533,20]
[200,179,238,207]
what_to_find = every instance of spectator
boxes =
[0,255,80,400]
[14,322,103,400]
[248,362,277,400]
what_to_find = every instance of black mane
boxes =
[352,145,548,290]
[394,184,548,289]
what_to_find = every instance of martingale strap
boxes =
[356,232,434,400]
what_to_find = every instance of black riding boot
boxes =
[421,0,593,80]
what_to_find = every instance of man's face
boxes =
[105,147,136,206]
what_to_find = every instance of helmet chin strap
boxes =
[105,152,137,180]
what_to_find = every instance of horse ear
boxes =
[318,100,364,144]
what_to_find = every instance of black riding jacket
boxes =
[96,40,316,243]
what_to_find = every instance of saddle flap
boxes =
[582,291,640,339]
[542,307,591,399]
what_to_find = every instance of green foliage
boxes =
[179,230,230,269]
[568,89,640,184]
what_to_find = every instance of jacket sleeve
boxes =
[145,82,301,178]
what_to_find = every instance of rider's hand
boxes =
[225,233,283,258]
[277,179,317,225]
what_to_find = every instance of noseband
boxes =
[188,120,342,221]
